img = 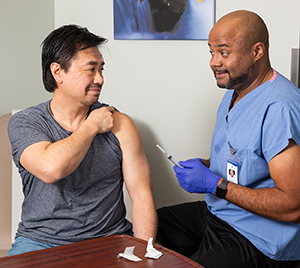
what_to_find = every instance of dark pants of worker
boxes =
[157,201,297,268]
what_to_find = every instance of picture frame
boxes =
[114,0,216,40]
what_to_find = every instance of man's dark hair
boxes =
[41,24,107,93]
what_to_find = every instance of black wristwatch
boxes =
[215,179,229,199]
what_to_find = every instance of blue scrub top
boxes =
[206,71,300,261]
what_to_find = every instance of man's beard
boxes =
[80,85,101,106]
[216,64,255,89]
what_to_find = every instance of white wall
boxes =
[54,0,300,208]
[0,0,55,117]
[0,0,54,251]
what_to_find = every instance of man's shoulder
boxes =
[11,100,51,118]
[271,72,299,94]
[268,72,300,108]
[9,100,51,127]
[113,111,135,129]
[111,111,139,144]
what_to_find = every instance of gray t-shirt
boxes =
[8,100,132,245]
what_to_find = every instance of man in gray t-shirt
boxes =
[7,25,157,256]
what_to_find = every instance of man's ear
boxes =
[50,62,63,84]
[253,42,265,62]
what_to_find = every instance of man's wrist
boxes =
[215,178,229,199]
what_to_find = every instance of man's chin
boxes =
[215,77,229,89]
[217,83,227,89]
[81,96,100,106]
[216,81,231,89]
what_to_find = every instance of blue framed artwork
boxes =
[114,0,216,40]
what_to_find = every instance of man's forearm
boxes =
[131,196,158,241]
[21,120,98,184]
[224,181,300,223]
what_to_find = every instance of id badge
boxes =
[227,159,238,184]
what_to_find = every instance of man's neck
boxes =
[233,66,273,106]
[50,98,90,132]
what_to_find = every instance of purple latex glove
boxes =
[173,158,220,194]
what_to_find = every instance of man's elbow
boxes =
[36,165,64,184]
[290,212,300,223]
[281,207,300,223]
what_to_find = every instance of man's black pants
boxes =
[157,201,297,268]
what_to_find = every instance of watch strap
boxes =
[215,179,229,199]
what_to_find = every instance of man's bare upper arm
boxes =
[112,112,152,195]
[268,139,300,209]
[20,140,53,182]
